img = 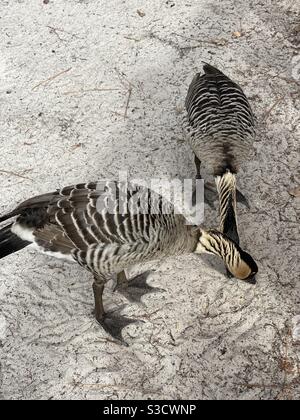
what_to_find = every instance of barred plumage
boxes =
[0,180,257,343]
[184,63,255,176]
[184,63,255,258]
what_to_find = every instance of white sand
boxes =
[0,0,299,400]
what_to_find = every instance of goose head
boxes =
[195,229,258,283]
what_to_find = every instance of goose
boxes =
[0,181,258,343]
[184,63,255,249]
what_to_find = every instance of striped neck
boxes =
[215,171,239,245]
[195,229,252,280]
[195,229,239,262]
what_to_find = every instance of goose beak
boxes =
[244,274,256,285]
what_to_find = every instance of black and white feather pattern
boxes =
[0,180,259,289]
[0,182,196,278]
[184,63,256,175]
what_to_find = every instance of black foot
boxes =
[192,183,217,209]
[204,183,218,209]
[95,308,140,345]
[236,189,250,209]
[115,271,163,303]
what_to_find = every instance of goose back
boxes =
[184,63,256,175]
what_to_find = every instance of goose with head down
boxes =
[0,181,258,344]
[184,63,256,277]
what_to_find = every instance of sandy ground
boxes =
[0,0,299,400]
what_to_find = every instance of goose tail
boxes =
[0,223,30,260]
[202,62,224,76]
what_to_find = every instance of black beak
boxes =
[244,274,256,285]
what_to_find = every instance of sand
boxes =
[0,0,299,400]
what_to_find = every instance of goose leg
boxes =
[194,155,202,179]
[203,183,251,209]
[204,183,218,208]
[198,183,249,209]
[115,270,162,303]
[192,155,216,208]
[92,276,138,344]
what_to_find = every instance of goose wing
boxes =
[2,182,177,256]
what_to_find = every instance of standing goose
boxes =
[0,181,258,343]
[184,63,255,251]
